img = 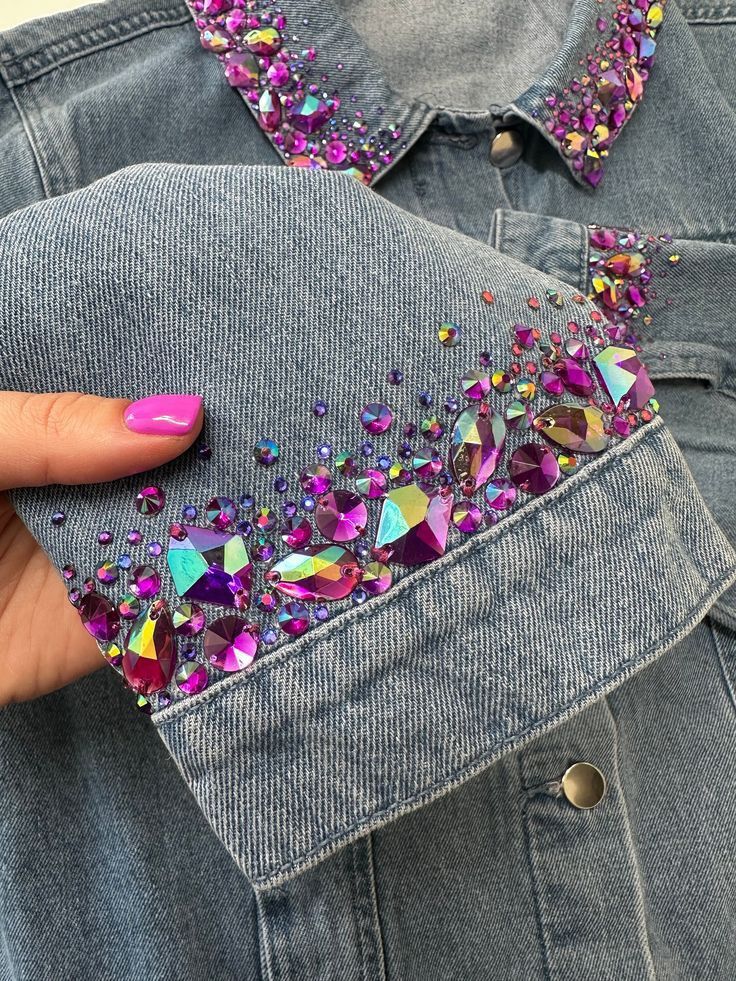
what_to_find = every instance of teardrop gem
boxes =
[533,404,609,454]
[449,404,506,493]
[265,543,360,602]
[122,599,176,695]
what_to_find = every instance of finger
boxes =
[0,392,203,491]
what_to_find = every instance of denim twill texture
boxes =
[0,0,735,978]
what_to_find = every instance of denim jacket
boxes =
[1,2,736,979]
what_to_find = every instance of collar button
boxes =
[561,762,607,809]
[490,128,524,168]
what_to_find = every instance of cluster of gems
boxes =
[542,0,666,186]
[64,230,676,713]
[187,0,405,185]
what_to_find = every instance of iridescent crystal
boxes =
[129,565,161,600]
[205,496,237,531]
[278,601,310,636]
[374,485,452,565]
[299,464,332,494]
[438,322,461,347]
[172,602,206,637]
[592,346,655,409]
[122,600,176,695]
[253,437,280,466]
[265,543,359,601]
[245,27,282,55]
[460,369,491,401]
[167,524,253,608]
[450,404,506,492]
[504,400,533,431]
[258,89,282,132]
[355,468,388,498]
[224,50,260,89]
[533,404,609,454]
[509,443,561,495]
[452,500,482,533]
[78,592,120,643]
[204,616,259,671]
[360,402,393,435]
[411,447,443,478]
[315,490,368,542]
[136,485,165,517]
[484,478,517,511]
[281,516,313,548]
[288,95,333,133]
[361,561,392,595]
[175,660,209,695]
[555,358,595,397]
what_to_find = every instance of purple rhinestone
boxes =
[509,444,561,495]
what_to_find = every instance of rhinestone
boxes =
[360,402,393,435]
[253,438,280,466]
[98,530,113,546]
[335,451,359,476]
[565,338,589,360]
[533,404,609,453]
[254,508,277,534]
[555,358,595,397]
[255,590,279,613]
[412,446,443,478]
[315,491,368,542]
[245,26,282,55]
[484,478,517,511]
[514,324,537,349]
[78,592,120,642]
[504,400,533,431]
[540,370,565,396]
[438,322,461,347]
[355,468,388,498]
[135,485,166,517]
[103,642,123,668]
[205,616,259,671]
[516,378,537,401]
[509,444,561,495]
[266,543,360,601]
[122,599,176,695]
[288,94,333,133]
[278,602,310,636]
[592,346,655,409]
[167,525,253,608]
[118,594,141,620]
[374,485,452,566]
[492,370,513,393]
[172,602,206,637]
[452,500,483,533]
[129,565,161,600]
[450,404,506,493]
[175,660,209,695]
[299,464,332,494]
[95,560,118,585]
[205,496,237,531]
[281,515,313,548]
[460,369,491,401]
[361,561,392,595]
[224,49,260,89]
[50,511,66,526]
[559,454,579,473]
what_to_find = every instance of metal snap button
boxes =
[489,128,524,168]
[561,762,607,809]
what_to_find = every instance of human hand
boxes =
[0,392,203,706]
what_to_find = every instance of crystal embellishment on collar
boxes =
[62,223,677,715]
[543,0,666,186]
[187,0,406,185]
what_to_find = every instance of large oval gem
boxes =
[265,544,359,601]
[374,485,452,566]
[533,404,609,454]
[122,599,176,695]
[449,404,506,493]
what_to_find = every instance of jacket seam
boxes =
[248,563,736,888]
[0,75,49,198]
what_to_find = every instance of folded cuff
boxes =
[155,418,736,887]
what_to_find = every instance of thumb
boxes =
[0,392,204,491]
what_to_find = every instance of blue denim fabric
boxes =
[0,2,735,979]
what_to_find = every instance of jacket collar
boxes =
[188,0,666,189]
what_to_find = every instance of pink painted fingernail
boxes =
[123,395,203,436]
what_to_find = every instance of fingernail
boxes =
[123,395,203,436]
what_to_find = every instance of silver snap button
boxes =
[489,128,524,168]
[561,762,607,809]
